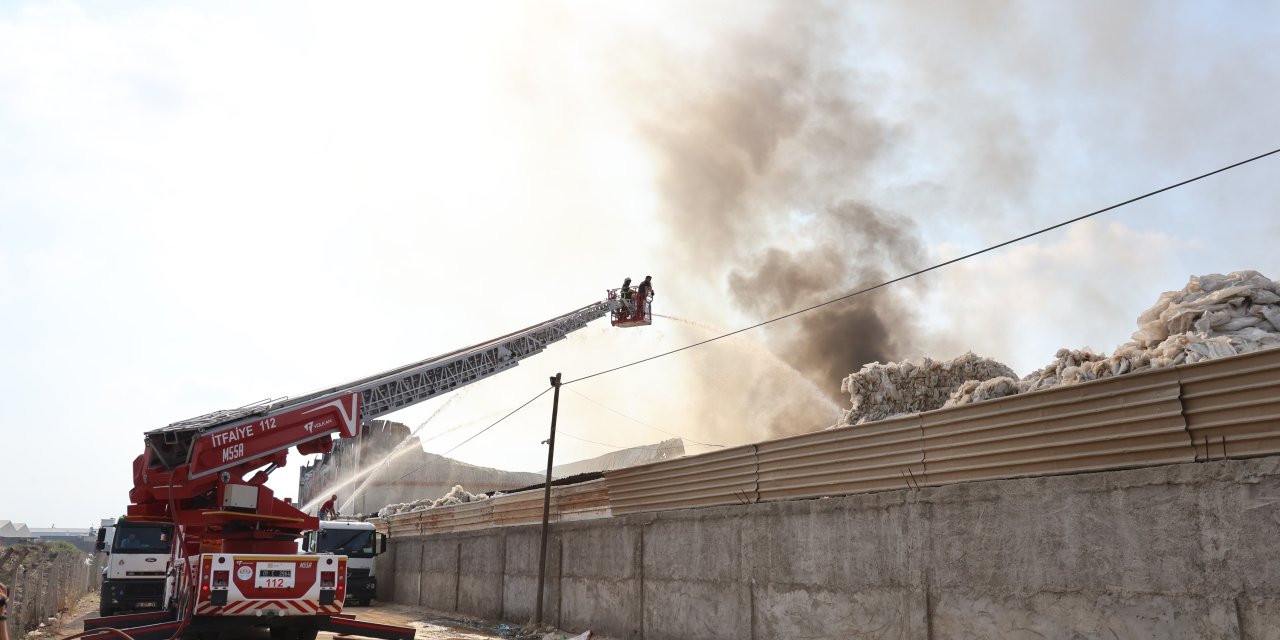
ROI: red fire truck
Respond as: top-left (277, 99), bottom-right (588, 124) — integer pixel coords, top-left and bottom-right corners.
top-left (82, 291), bottom-right (646, 640)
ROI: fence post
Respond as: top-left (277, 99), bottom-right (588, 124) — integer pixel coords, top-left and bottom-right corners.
top-left (28, 564), bottom-right (42, 631)
top-left (7, 564), bottom-right (18, 634)
top-left (40, 558), bottom-right (51, 625)
top-left (49, 557), bottom-right (59, 616)
top-left (9, 566), bottom-right (20, 635)
top-left (47, 557), bottom-right (56, 620)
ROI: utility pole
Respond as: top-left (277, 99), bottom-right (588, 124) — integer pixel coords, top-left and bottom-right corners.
top-left (535, 373), bottom-right (563, 625)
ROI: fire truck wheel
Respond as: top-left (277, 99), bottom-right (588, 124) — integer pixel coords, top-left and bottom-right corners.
top-left (296, 630), bottom-right (318, 640)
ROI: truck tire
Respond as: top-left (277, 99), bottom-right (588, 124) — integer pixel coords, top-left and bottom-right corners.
top-left (98, 586), bottom-right (113, 617)
top-left (359, 598), bottom-right (371, 607)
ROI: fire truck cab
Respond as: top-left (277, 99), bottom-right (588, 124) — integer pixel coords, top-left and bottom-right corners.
top-left (96, 518), bottom-right (173, 617)
top-left (301, 520), bottom-right (387, 607)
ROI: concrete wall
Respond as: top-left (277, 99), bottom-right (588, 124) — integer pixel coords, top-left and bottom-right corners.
top-left (379, 457), bottom-right (1280, 639)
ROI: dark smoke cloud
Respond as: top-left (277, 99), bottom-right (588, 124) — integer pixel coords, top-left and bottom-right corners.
top-left (605, 0), bottom-right (1280, 442)
top-left (631, 4), bottom-right (925, 416)
top-left (727, 201), bottom-right (924, 398)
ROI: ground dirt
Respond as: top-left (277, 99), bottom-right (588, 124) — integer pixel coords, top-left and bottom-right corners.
top-left (339, 602), bottom-right (518, 640)
top-left (31, 595), bottom-right (584, 640)
top-left (348, 602), bottom-right (589, 640)
top-left (19, 592), bottom-right (99, 640)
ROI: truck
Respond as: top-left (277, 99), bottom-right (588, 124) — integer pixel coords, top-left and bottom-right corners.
top-left (82, 288), bottom-right (649, 640)
top-left (94, 518), bottom-right (175, 617)
top-left (301, 520), bottom-right (386, 607)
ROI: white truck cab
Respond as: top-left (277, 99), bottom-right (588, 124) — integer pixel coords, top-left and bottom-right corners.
top-left (95, 518), bottom-right (173, 617)
top-left (301, 520), bottom-right (387, 606)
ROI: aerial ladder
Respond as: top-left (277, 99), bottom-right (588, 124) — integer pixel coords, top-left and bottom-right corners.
top-left (82, 288), bottom-right (651, 640)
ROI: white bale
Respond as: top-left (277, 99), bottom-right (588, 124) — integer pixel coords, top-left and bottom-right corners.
top-left (838, 270), bottom-right (1280, 427)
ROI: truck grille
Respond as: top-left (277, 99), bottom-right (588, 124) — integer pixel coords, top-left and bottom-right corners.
top-left (117, 582), bottom-right (165, 598)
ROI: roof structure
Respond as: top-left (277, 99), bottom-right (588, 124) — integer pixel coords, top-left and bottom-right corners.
top-left (0, 520), bottom-right (31, 538)
top-left (28, 527), bottom-right (93, 537)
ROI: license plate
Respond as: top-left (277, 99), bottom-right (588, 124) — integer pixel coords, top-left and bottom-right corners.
top-left (135, 602), bottom-right (157, 608)
top-left (254, 562), bottom-right (295, 589)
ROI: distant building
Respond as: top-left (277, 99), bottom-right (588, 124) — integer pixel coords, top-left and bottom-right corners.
top-left (298, 421), bottom-right (687, 517)
top-left (298, 421), bottom-right (544, 517)
top-left (0, 520), bottom-right (32, 542)
top-left (28, 527), bottom-right (96, 552)
top-left (552, 438), bottom-right (685, 477)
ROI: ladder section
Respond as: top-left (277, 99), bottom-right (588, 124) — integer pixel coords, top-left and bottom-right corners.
top-left (151, 301), bottom-right (612, 439)
top-left (355, 300), bottom-right (610, 420)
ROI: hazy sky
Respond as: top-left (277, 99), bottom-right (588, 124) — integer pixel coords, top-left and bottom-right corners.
top-left (2, 1), bottom-right (1278, 526)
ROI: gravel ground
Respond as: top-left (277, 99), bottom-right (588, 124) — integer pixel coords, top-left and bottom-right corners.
top-left (341, 603), bottom-right (530, 640)
top-left (40, 594), bottom-right (579, 640)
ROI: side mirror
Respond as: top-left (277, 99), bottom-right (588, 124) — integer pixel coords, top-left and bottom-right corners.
top-left (94, 528), bottom-right (107, 552)
top-left (378, 532), bottom-right (387, 554)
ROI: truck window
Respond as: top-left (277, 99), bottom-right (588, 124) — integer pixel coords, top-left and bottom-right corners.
top-left (111, 525), bottom-right (172, 553)
top-left (317, 529), bottom-right (376, 557)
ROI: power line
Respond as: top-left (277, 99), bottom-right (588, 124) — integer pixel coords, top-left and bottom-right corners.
top-left (564, 147), bottom-right (1280, 385)
top-left (564, 387), bottom-right (724, 448)
top-left (386, 381), bottom-right (552, 481)
top-left (440, 387), bottom-right (550, 457)
top-left (556, 429), bottom-right (690, 452)
top-left (375, 388), bottom-right (698, 488)
top-left (372, 146), bottom-right (1280, 470)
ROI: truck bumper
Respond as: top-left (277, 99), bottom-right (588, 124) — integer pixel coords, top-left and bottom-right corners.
top-left (346, 576), bottom-right (377, 603)
top-left (101, 578), bottom-right (165, 612)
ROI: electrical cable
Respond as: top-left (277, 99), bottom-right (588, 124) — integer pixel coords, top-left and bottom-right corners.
top-left (384, 387), bottom-right (551, 484)
top-left (564, 147), bottom-right (1280, 385)
top-left (440, 387), bottom-right (549, 457)
top-left (556, 429), bottom-right (691, 452)
top-left (564, 387), bottom-right (724, 447)
top-left (334, 394), bottom-right (468, 513)
top-left (334, 146), bottom-right (1280, 490)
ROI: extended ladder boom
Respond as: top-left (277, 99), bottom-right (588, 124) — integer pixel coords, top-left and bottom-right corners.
top-left (111, 292), bottom-right (641, 640)
top-left (142, 300), bottom-right (613, 473)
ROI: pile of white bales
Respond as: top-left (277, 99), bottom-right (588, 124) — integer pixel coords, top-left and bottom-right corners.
top-left (376, 484), bottom-right (499, 518)
top-left (839, 270), bottom-right (1280, 426)
top-left (839, 352), bottom-right (1016, 425)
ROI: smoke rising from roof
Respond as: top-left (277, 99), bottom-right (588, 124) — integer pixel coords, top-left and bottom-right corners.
top-left (627, 4), bottom-right (925, 436)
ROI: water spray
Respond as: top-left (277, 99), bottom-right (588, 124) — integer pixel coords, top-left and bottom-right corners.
top-left (332, 393), bottom-right (466, 514)
top-left (653, 313), bottom-right (843, 419)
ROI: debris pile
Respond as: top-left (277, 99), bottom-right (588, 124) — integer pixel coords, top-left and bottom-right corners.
top-left (839, 352), bottom-right (1017, 425)
top-left (840, 271), bottom-right (1280, 425)
top-left (376, 484), bottom-right (499, 517)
